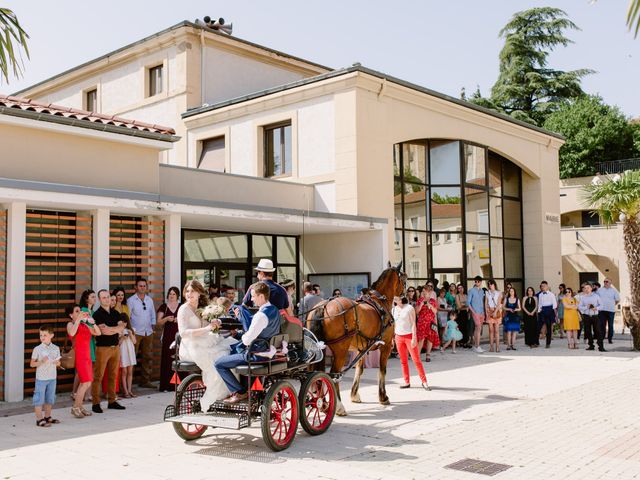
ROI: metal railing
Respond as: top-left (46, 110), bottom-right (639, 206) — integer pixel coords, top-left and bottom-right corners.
top-left (595, 158), bottom-right (640, 174)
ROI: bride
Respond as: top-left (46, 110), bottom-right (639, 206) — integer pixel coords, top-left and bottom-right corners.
top-left (177, 280), bottom-right (236, 411)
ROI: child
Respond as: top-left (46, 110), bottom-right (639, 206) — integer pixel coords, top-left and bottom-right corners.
top-left (119, 312), bottom-right (137, 398)
top-left (30, 325), bottom-right (61, 427)
top-left (441, 311), bottom-right (463, 353)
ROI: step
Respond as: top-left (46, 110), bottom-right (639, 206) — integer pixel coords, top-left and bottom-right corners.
top-left (164, 411), bottom-right (249, 429)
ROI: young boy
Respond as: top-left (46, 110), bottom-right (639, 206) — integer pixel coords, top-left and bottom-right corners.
top-left (30, 325), bottom-right (61, 427)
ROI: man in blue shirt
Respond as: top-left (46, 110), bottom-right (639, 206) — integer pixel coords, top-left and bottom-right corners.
top-left (596, 278), bottom-right (620, 344)
top-left (467, 276), bottom-right (486, 353)
top-left (126, 277), bottom-right (156, 389)
top-left (242, 259), bottom-right (289, 311)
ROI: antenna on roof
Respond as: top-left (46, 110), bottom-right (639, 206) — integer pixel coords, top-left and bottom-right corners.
top-left (196, 16), bottom-right (233, 35)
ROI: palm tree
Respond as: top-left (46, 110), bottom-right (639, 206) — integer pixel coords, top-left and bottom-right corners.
top-left (630, 0), bottom-right (640, 37)
top-left (583, 170), bottom-right (640, 350)
top-left (0, 7), bottom-right (29, 84)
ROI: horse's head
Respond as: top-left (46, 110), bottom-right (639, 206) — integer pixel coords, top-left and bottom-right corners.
top-left (372, 261), bottom-right (407, 299)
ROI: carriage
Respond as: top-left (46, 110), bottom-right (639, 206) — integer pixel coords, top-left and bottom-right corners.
top-left (163, 312), bottom-right (337, 451)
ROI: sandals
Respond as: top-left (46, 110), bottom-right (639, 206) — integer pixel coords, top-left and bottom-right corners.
top-left (425, 354), bottom-right (431, 362)
top-left (36, 418), bottom-right (51, 427)
top-left (71, 407), bottom-right (84, 419)
top-left (44, 416), bottom-right (61, 424)
top-left (80, 406), bottom-right (92, 416)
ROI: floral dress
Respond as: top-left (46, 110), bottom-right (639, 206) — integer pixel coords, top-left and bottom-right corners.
top-left (417, 297), bottom-right (440, 348)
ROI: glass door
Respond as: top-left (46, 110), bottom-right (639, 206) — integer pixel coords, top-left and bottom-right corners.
top-left (431, 268), bottom-right (463, 292)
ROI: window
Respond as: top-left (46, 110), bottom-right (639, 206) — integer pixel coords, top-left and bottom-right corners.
top-left (148, 64), bottom-right (163, 97)
top-left (434, 233), bottom-right (440, 244)
top-left (85, 88), bottom-right (97, 112)
top-left (445, 232), bottom-right (452, 243)
top-left (409, 216), bottom-right (419, 231)
top-left (264, 122), bottom-right (292, 177)
top-left (410, 260), bottom-right (421, 278)
top-left (394, 230), bottom-right (401, 248)
top-left (581, 211), bottom-right (600, 227)
top-left (198, 136), bottom-right (225, 172)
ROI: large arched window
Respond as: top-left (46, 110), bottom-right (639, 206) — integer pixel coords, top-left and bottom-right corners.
top-left (392, 140), bottom-right (523, 293)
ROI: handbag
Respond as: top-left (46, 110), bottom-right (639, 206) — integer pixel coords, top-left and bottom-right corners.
top-left (60, 337), bottom-right (75, 370)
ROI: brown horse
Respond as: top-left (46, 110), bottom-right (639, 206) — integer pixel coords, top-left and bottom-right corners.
top-left (307, 261), bottom-right (406, 416)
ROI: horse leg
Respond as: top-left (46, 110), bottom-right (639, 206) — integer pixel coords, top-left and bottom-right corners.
top-left (378, 343), bottom-right (393, 405)
top-left (350, 358), bottom-right (365, 403)
top-left (329, 344), bottom-right (350, 416)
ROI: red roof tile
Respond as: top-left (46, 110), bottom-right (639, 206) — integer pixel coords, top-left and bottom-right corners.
top-left (0, 94), bottom-right (175, 135)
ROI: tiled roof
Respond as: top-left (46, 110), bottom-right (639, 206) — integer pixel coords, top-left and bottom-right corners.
top-left (0, 95), bottom-right (176, 135)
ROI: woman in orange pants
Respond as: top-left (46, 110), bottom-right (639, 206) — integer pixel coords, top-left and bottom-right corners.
top-left (393, 296), bottom-right (429, 390)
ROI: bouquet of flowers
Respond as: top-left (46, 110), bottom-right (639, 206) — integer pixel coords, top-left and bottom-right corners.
top-left (199, 303), bottom-right (225, 333)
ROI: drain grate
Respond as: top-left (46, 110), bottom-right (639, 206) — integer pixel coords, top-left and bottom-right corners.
top-left (445, 458), bottom-right (512, 476)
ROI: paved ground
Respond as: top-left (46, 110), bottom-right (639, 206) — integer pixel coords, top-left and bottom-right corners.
top-left (1, 333), bottom-right (639, 480)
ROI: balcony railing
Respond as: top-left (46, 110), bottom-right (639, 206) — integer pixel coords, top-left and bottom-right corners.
top-left (595, 158), bottom-right (640, 174)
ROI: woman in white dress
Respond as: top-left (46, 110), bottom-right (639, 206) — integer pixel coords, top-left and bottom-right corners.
top-left (177, 280), bottom-right (235, 411)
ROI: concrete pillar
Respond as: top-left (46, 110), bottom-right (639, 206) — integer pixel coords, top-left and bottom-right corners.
top-left (92, 209), bottom-right (110, 292)
top-left (4, 202), bottom-right (26, 402)
top-left (165, 214), bottom-right (182, 292)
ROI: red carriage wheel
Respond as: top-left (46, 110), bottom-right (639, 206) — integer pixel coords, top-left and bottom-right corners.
top-left (261, 380), bottom-right (299, 451)
top-left (172, 374), bottom-right (208, 441)
top-left (298, 372), bottom-right (336, 435)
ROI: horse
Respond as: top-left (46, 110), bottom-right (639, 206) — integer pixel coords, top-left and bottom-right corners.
top-left (307, 261), bottom-right (406, 416)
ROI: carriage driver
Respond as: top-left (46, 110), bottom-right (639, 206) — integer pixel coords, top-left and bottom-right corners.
top-left (215, 282), bottom-right (281, 404)
top-left (242, 259), bottom-right (289, 311)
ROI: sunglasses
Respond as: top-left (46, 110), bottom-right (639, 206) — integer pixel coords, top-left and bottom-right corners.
top-left (141, 301), bottom-right (147, 310)
top-left (426, 284), bottom-right (434, 288)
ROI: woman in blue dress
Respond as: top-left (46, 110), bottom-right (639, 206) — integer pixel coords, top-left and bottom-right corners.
top-left (503, 287), bottom-right (521, 350)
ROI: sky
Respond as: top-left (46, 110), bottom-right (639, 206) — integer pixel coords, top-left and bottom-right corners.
top-left (3, 0), bottom-right (639, 117)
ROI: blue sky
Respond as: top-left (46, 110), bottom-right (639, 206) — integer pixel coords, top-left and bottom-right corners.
top-left (3, 0), bottom-right (639, 117)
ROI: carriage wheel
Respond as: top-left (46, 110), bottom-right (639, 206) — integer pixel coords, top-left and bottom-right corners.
top-left (298, 372), bottom-right (336, 435)
top-left (172, 373), bottom-right (208, 441)
top-left (261, 380), bottom-right (299, 451)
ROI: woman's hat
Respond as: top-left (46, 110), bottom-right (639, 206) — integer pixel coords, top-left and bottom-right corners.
top-left (280, 278), bottom-right (295, 288)
top-left (255, 258), bottom-right (276, 272)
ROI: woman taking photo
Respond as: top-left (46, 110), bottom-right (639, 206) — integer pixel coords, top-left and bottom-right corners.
top-left (66, 304), bottom-right (101, 418)
top-left (72, 289), bottom-right (97, 401)
top-left (393, 296), bottom-right (428, 390)
top-left (485, 280), bottom-right (503, 353)
top-left (157, 286), bottom-right (181, 392)
top-left (522, 287), bottom-right (539, 348)
top-left (415, 282), bottom-right (439, 362)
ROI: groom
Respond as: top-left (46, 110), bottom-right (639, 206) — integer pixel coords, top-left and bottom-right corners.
top-left (214, 282), bottom-right (281, 403)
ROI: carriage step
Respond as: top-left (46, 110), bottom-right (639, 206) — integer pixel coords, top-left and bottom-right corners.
top-left (164, 411), bottom-right (249, 429)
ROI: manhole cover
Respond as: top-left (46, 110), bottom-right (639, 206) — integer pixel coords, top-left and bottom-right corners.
top-left (445, 458), bottom-right (512, 476)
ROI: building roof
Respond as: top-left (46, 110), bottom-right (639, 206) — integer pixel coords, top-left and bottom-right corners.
top-left (12, 21), bottom-right (330, 97)
top-left (183, 65), bottom-right (565, 141)
top-left (0, 95), bottom-right (179, 142)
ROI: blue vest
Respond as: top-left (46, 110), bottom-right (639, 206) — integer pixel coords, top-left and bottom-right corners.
top-left (258, 304), bottom-right (282, 340)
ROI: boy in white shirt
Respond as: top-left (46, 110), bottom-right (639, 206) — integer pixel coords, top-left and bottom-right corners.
top-left (30, 325), bottom-right (61, 427)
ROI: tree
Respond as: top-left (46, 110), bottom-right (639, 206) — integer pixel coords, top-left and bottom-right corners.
top-left (583, 171), bottom-right (640, 350)
top-left (0, 7), bottom-right (29, 84)
top-left (544, 96), bottom-right (638, 178)
top-left (470, 7), bottom-right (592, 126)
top-left (628, 0), bottom-right (639, 37)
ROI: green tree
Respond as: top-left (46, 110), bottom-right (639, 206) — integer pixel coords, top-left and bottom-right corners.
top-left (544, 95), bottom-right (637, 178)
top-left (628, 0), bottom-right (640, 37)
top-left (431, 192), bottom-right (461, 204)
top-left (583, 171), bottom-right (640, 350)
top-left (471, 7), bottom-right (592, 126)
top-left (0, 7), bottom-right (29, 84)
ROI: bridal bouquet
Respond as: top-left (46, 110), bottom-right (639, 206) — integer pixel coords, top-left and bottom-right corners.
top-left (199, 303), bottom-right (225, 333)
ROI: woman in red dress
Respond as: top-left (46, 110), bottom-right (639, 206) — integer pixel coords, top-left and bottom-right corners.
top-left (415, 282), bottom-right (440, 362)
top-left (157, 287), bottom-right (182, 392)
top-left (66, 304), bottom-right (101, 418)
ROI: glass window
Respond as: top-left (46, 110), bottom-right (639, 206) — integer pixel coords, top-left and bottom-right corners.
top-left (403, 142), bottom-right (427, 184)
top-left (198, 136), bottom-right (225, 172)
top-left (183, 231), bottom-right (247, 263)
top-left (252, 235), bottom-right (273, 260)
top-left (404, 231), bottom-right (429, 273)
top-left (85, 88), bottom-right (97, 112)
top-left (464, 186), bottom-right (488, 234)
top-left (276, 265), bottom-right (296, 286)
top-left (431, 187), bottom-right (462, 231)
top-left (503, 199), bottom-right (522, 239)
top-left (405, 229), bottom-right (425, 248)
top-left (503, 160), bottom-right (521, 198)
top-left (489, 196), bottom-right (502, 236)
top-left (505, 239), bottom-right (523, 278)
top-left (391, 230), bottom-right (403, 266)
top-left (488, 152), bottom-right (502, 195)
top-left (277, 236), bottom-right (296, 264)
top-left (465, 234), bottom-right (490, 279)
top-left (432, 233), bottom-right (462, 268)
top-left (490, 238), bottom-right (504, 278)
top-left (429, 140), bottom-right (460, 184)
top-left (507, 281), bottom-right (524, 298)
top-left (264, 123), bottom-right (292, 177)
top-left (403, 184), bottom-right (428, 231)
top-left (393, 144), bottom-right (401, 178)
top-left (464, 144), bottom-right (486, 186)
top-left (148, 65), bottom-right (163, 97)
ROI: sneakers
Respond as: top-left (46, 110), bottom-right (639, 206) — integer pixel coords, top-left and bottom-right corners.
top-left (108, 401), bottom-right (126, 410)
top-left (473, 346), bottom-right (484, 353)
top-left (92, 404), bottom-right (103, 414)
top-left (421, 383), bottom-right (431, 391)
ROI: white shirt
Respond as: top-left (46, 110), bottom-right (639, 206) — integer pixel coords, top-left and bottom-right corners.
top-left (538, 291), bottom-right (557, 312)
top-left (127, 294), bottom-right (156, 336)
top-left (579, 293), bottom-right (602, 316)
top-left (596, 286), bottom-right (620, 312)
top-left (241, 302), bottom-right (271, 346)
top-left (32, 342), bottom-right (60, 381)
top-left (393, 305), bottom-right (415, 336)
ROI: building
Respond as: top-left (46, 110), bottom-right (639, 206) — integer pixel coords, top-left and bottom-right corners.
top-left (1, 21), bottom-right (563, 401)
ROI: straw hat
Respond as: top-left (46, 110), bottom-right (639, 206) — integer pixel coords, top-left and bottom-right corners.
top-left (254, 258), bottom-right (276, 272)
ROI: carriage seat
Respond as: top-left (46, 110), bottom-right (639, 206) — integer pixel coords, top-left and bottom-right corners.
top-left (279, 310), bottom-right (303, 344)
top-left (172, 359), bottom-right (201, 373)
top-left (234, 334), bottom-right (289, 376)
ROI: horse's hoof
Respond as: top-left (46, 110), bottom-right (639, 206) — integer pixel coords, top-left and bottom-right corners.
top-left (351, 395), bottom-right (362, 403)
top-left (336, 408), bottom-right (348, 417)
top-left (380, 399), bottom-right (390, 406)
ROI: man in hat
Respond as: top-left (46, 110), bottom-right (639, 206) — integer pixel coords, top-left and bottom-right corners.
top-left (241, 259), bottom-right (290, 311)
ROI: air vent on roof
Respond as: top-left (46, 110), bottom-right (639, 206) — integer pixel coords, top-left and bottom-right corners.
top-left (196, 16), bottom-right (233, 35)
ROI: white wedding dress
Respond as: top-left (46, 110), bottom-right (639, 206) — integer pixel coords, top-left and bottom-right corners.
top-left (177, 303), bottom-right (237, 411)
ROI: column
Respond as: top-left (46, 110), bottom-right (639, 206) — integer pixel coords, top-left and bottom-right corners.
top-left (4, 202), bottom-right (26, 402)
top-left (164, 214), bottom-right (182, 292)
top-left (92, 209), bottom-right (110, 291)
